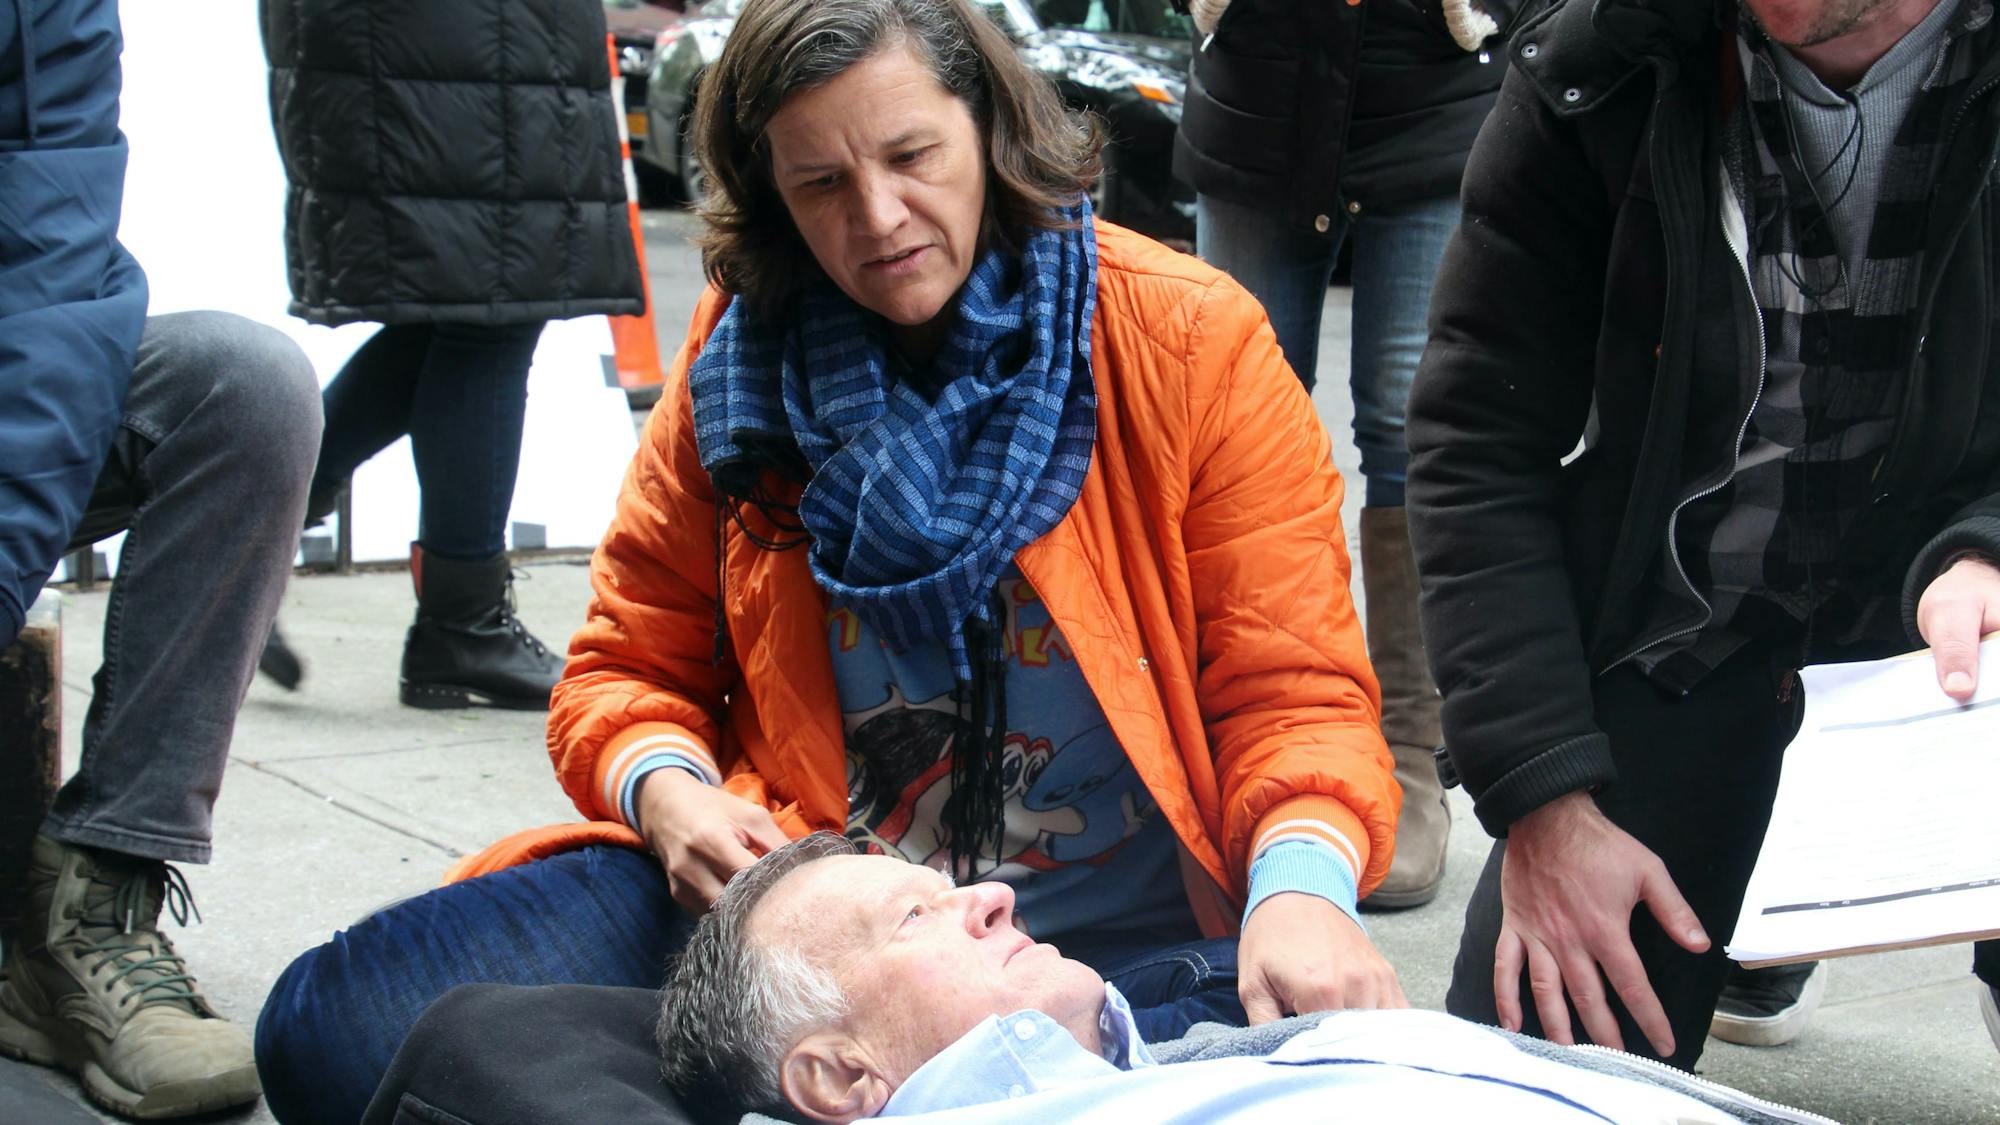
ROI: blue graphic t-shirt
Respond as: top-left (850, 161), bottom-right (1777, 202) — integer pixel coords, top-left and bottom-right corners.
top-left (830, 567), bottom-right (1195, 940)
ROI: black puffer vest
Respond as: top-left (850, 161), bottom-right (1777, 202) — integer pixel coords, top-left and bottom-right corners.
top-left (262, 0), bottom-right (644, 326)
top-left (1173, 0), bottom-right (1535, 230)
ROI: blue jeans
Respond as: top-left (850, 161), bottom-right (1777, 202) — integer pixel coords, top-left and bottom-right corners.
top-left (312, 320), bottom-right (546, 561)
top-left (49, 314), bottom-right (321, 863)
top-left (255, 846), bottom-right (1244, 1124)
top-left (1195, 192), bottom-right (1460, 509)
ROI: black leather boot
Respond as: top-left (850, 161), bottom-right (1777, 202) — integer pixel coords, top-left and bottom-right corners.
top-left (399, 545), bottom-right (563, 710)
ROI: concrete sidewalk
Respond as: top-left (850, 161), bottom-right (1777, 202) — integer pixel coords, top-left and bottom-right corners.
top-left (9, 560), bottom-right (1996, 1124)
top-left (5, 294), bottom-right (1996, 1123)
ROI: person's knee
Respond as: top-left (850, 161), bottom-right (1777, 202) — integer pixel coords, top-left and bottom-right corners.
top-left (147, 311), bottom-right (323, 482)
top-left (253, 946), bottom-right (333, 1123)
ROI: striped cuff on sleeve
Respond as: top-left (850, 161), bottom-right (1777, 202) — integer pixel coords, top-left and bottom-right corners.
top-left (1242, 822), bottom-right (1362, 929)
top-left (619, 755), bottom-right (716, 831)
top-left (598, 726), bottom-right (720, 830)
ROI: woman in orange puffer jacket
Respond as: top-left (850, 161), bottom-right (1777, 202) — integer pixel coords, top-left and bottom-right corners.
top-left (256, 2), bottom-right (1404, 1117)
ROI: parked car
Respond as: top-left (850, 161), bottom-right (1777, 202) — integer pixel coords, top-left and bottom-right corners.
top-left (603, 0), bottom-right (691, 167)
top-left (637, 0), bottom-right (1196, 244)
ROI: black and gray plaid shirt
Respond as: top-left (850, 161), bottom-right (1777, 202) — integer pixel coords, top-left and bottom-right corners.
top-left (1639, 0), bottom-right (1990, 683)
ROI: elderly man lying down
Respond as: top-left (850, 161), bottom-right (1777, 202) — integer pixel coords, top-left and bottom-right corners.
top-left (364, 835), bottom-right (1834, 1125)
top-left (666, 835), bottom-right (1830, 1125)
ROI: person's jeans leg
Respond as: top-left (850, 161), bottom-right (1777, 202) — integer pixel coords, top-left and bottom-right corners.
top-left (1345, 194), bottom-right (1460, 509)
top-left (1195, 193), bottom-right (1342, 392)
top-left (42, 312), bottom-right (321, 863)
top-left (255, 845), bottom-right (692, 1125)
top-left (1445, 643), bottom-right (1803, 1070)
top-left (311, 324), bottom-right (429, 512)
top-left (1063, 932), bottom-right (1245, 1042)
top-left (1975, 939), bottom-right (1999, 990)
top-left (406, 321), bottom-right (545, 561)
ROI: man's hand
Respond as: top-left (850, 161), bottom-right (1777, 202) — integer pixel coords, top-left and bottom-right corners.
top-left (1494, 792), bottom-right (1708, 1057)
top-left (1238, 892), bottom-right (1407, 1022)
top-left (1915, 554), bottom-right (2000, 702)
top-left (635, 768), bottom-right (789, 914)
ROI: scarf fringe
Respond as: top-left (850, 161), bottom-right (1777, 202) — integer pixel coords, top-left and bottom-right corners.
top-left (942, 590), bottom-right (1010, 877)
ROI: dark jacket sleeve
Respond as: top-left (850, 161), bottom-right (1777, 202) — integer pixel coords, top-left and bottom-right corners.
top-left (0, 0), bottom-right (148, 646)
top-left (1899, 504), bottom-right (2000, 641)
top-left (1404, 65), bottom-right (1617, 837)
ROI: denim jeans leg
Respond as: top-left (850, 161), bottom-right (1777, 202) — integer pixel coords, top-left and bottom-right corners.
top-left (254, 845), bottom-right (690, 1125)
top-left (312, 324), bottom-right (430, 505)
top-left (1068, 934), bottom-right (1245, 1042)
top-left (42, 312), bottom-right (322, 863)
top-left (407, 321), bottom-right (546, 560)
top-left (1345, 194), bottom-right (1461, 509)
top-left (1195, 193), bottom-right (1344, 392)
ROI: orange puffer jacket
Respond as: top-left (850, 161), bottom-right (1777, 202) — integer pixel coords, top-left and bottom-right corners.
top-left (453, 221), bottom-right (1398, 936)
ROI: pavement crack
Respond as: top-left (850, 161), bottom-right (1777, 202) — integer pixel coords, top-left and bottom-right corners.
top-left (233, 759), bottom-right (463, 858)
top-left (259, 735), bottom-right (532, 764)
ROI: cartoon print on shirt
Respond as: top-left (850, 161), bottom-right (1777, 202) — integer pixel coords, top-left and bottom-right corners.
top-left (1020, 723), bottom-right (1155, 862)
top-left (834, 574), bottom-right (1159, 881)
top-left (844, 707), bottom-right (1079, 876)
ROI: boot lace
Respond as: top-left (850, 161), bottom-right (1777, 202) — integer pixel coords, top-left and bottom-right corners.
top-left (71, 860), bottom-right (204, 1014)
top-left (503, 568), bottom-right (549, 657)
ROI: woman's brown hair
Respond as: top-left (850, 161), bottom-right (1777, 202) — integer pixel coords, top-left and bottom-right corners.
top-left (691, 0), bottom-right (1102, 321)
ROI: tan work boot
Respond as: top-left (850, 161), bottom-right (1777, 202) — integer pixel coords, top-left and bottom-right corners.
top-left (1358, 506), bottom-right (1450, 910)
top-left (0, 834), bottom-right (259, 1118)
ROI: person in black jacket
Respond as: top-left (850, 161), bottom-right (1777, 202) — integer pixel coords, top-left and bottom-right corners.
top-left (1172, 0), bottom-right (1534, 912)
top-left (261, 0), bottom-right (645, 710)
top-left (1407, 0), bottom-right (2000, 1071)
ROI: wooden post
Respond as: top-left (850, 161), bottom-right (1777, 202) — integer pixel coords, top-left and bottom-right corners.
top-left (0, 591), bottom-right (61, 942)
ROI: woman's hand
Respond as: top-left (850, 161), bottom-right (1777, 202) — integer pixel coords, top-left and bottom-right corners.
top-left (1238, 892), bottom-right (1408, 1022)
top-left (635, 768), bottom-right (790, 914)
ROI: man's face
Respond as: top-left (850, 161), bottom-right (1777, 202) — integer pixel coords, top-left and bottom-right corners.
top-left (751, 855), bottom-right (1105, 1088)
top-left (1742, 0), bottom-right (1904, 48)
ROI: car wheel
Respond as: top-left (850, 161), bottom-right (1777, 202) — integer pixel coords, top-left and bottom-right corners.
top-left (633, 162), bottom-right (675, 208)
top-left (677, 106), bottom-right (709, 205)
top-left (1089, 142), bottom-right (1121, 222)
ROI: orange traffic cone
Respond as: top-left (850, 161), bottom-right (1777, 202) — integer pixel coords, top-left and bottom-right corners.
top-left (607, 35), bottom-right (664, 394)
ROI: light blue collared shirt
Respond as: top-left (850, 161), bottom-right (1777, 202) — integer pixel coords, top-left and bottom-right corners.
top-left (880, 985), bottom-right (1155, 1116)
top-left (871, 990), bottom-right (1749, 1124)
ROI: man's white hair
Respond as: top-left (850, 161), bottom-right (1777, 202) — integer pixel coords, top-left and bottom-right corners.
top-left (658, 833), bottom-right (858, 1114)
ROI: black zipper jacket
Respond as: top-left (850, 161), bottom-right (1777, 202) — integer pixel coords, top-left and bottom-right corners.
top-left (1406, 0), bottom-right (2000, 836)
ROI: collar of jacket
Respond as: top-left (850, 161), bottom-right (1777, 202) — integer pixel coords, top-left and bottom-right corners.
top-left (1518, 0), bottom-right (2000, 118)
top-left (1511, 0), bottom-right (1722, 116)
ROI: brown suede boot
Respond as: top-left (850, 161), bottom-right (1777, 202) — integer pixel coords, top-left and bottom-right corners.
top-left (1358, 506), bottom-right (1450, 910)
top-left (0, 834), bottom-right (259, 1119)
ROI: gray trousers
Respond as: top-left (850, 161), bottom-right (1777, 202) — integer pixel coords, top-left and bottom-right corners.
top-left (42, 311), bottom-right (321, 864)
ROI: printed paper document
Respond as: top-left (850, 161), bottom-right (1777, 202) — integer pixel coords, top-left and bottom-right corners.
top-left (1727, 639), bottom-right (2000, 967)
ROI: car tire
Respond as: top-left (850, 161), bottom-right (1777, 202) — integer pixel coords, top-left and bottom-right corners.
top-left (633, 162), bottom-right (675, 208)
top-left (677, 103), bottom-right (709, 205)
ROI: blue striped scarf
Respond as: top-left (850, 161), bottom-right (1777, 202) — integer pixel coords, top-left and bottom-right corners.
top-left (689, 204), bottom-right (1098, 680)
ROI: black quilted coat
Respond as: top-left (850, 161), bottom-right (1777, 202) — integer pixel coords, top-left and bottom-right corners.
top-left (261, 0), bottom-right (645, 327)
